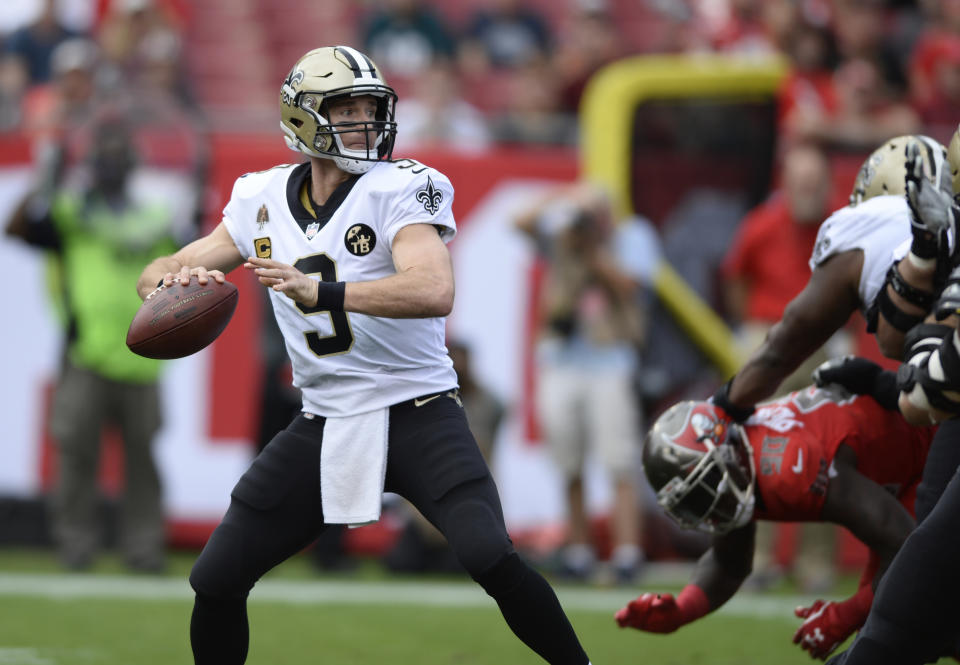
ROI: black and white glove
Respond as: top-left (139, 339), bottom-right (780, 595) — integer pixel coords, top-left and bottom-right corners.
top-left (812, 356), bottom-right (899, 411)
top-left (935, 264), bottom-right (960, 321)
top-left (905, 141), bottom-right (960, 265)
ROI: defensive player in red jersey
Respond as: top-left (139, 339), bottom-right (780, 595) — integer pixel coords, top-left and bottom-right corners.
top-left (616, 380), bottom-right (935, 660)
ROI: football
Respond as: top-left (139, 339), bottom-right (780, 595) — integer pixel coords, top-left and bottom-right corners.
top-left (126, 277), bottom-right (239, 359)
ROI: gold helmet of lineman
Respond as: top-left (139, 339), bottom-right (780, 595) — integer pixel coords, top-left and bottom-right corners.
top-left (849, 134), bottom-right (951, 207)
top-left (948, 123), bottom-right (960, 200)
top-left (280, 45), bottom-right (397, 175)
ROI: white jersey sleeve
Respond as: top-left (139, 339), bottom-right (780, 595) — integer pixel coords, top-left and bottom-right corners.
top-left (808, 195), bottom-right (911, 313)
top-left (374, 159), bottom-right (456, 246)
top-left (221, 164), bottom-right (298, 259)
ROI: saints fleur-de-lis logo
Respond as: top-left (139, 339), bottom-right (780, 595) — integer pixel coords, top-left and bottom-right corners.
top-left (256, 204), bottom-right (269, 230)
top-left (416, 175), bottom-right (443, 215)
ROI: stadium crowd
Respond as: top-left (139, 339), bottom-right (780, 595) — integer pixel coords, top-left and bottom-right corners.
top-left (1, 0), bottom-right (959, 147)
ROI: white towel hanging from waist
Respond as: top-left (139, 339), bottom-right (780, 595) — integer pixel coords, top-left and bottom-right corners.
top-left (319, 407), bottom-right (389, 526)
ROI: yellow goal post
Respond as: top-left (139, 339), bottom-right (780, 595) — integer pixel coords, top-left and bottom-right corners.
top-left (580, 54), bottom-right (788, 377)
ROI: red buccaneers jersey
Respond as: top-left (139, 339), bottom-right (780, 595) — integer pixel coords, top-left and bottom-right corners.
top-left (747, 385), bottom-right (935, 521)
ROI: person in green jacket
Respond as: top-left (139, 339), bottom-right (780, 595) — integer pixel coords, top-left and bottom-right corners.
top-left (6, 116), bottom-right (179, 571)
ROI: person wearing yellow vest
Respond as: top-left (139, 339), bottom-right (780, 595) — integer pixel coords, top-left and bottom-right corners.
top-left (6, 116), bottom-right (178, 572)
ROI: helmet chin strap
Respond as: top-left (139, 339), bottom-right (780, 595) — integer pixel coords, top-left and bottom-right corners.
top-left (332, 154), bottom-right (375, 174)
top-left (330, 131), bottom-right (382, 174)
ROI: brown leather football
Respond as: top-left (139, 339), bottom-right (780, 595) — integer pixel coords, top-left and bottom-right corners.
top-left (126, 277), bottom-right (238, 359)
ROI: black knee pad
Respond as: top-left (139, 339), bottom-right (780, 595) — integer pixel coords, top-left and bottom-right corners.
top-left (473, 552), bottom-right (528, 597)
top-left (443, 497), bottom-right (513, 577)
top-left (189, 523), bottom-right (255, 600)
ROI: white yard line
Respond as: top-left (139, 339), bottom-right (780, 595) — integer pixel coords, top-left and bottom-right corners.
top-left (0, 570), bottom-right (815, 619)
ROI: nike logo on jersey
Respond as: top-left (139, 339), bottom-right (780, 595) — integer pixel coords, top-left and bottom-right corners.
top-left (414, 394), bottom-right (442, 407)
top-left (791, 449), bottom-right (804, 474)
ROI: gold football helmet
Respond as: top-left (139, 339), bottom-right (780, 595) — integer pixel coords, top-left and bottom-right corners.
top-left (280, 45), bottom-right (397, 174)
top-left (849, 135), bottom-right (950, 207)
top-left (948, 124), bottom-right (960, 199)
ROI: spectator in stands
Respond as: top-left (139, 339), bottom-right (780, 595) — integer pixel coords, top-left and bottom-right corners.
top-left (553, 0), bottom-right (624, 114)
top-left (909, 33), bottom-right (960, 141)
top-left (516, 182), bottom-right (660, 584)
top-left (360, 0), bottom-right (456, 80)
top-left (489, 58), bottom-right (576, 146)
top-left (721, 142), bottom-right (851, 592)
top-left (832, 0), bottom-right (908, 93)
top-left (784, 55), bottom-right (920, 150)
top-left (393, 60), bottom-right (491, 154)
top-left (4, 114), bottom-right (181, 573)
top-left (21, 37), bottom-right (100, 142)
top-left (134, 28), bottom-right (192, 106)
top-left (708, 0), bottom-right (780, 56)
top-left (776, 19), bottom-right (840, 141)
top-left (458, 0), bottom-right (552, 75)
top-left (97, 0), bottom-right (181, 92)
top-left (3, 0), bottom-right (79, 85)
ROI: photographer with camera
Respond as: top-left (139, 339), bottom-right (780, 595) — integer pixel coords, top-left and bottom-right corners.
top-left (515, 182), bottom-right (660, 583)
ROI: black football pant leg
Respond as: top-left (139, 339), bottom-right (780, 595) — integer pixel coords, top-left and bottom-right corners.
top-left (189, 415), bottom-right (329, 665)
top-left (385, 397), bottom-right (590, 665)
top-left (915, 418), bottom-right (960, 523)
top-left (827, 464), bottom-right (960, 665)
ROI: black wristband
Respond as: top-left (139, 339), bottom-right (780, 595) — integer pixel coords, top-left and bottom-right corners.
top-left (711, 378), bottom-right (755, 423)
top-left (910, 219), bottom-right (939, 260)
top-left (315, 281), bottom-right (346, 312)
top-left (886, 263), bottom-right (935, 310)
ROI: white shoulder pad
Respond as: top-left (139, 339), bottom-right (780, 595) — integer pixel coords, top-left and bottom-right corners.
top-left (373, 159), bottom-right (457, 244)
top-left (231, 163), bottom-right (298, 201)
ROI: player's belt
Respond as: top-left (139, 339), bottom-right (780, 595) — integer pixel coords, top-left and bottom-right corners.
top-left (401, 388), bottom-right (460, 409)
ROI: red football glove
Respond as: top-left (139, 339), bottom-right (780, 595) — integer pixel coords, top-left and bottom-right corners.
top-left (615, 585), bottom-right (709, 634)
top-left (792, 586), bottom-right (872, 660)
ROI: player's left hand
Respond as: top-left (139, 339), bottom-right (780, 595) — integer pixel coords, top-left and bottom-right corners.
top-left (793, 600), bottom-right (857, 660)
top-left (905, 140), bottom-right (959, 265)
top-left (615, 593), bottom-right (685, 633)
top-left (244, 257), bottom-right (317, 306)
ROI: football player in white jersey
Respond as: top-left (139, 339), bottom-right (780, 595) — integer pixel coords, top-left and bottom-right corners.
top-left (825, 127), bottom-right (960, 665)
top-left (698, 127), bottom-right (960, 665)
top-left (135, 46), bottom-right (592, 665)
top-left (710, 135), bottom-right (958, 521)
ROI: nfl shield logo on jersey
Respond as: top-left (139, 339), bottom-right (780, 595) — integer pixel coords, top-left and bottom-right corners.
top-left (305, 221), bottom-right (320, 239)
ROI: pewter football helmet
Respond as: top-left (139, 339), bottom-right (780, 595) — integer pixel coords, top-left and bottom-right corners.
top-left (279, 45), bottom-right (397, 174)
top-left (642, 401), bottom-right (756, 534)
top-left (849, 135), bottom-right (950, 206)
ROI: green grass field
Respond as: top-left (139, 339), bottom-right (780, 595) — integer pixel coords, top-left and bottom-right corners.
top-left (0, 548), bottom-right (945, 665)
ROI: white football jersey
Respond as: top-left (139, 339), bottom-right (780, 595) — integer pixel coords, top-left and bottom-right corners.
top-left (808, 195), bottom-right (911, 315)
top-left (222, 159), bottom-right (458, 417)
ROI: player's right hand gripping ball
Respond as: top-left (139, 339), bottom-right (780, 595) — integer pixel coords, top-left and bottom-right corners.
top-left (126, 277), bottom-right (238, 359)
